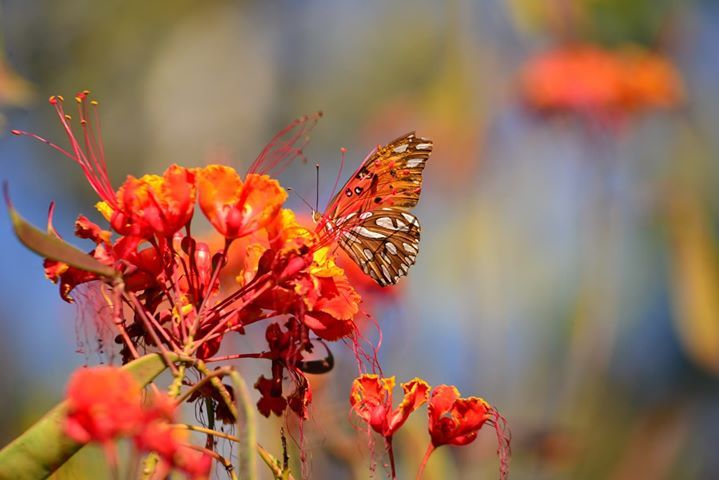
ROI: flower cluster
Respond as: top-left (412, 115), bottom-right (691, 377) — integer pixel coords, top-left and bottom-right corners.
top-left (9, 92), bottom-right (511, 479)
top-left (65, 367), bottom-right (211, 479)
top-left (14, 92), bottom-right (359, 421)
top-left (520, 44), bottom-right (683, 121)
top-left (350, 374), bottom-right (510, 479)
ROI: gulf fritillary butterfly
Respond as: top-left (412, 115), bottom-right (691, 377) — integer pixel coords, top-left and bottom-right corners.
top-left (315, 132), bottom-right (432, 286)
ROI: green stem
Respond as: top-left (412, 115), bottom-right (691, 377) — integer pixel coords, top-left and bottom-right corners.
top-left (0, 354), bottom-right (176, 480)
top-left (229, 370), bottom-right (257, 480)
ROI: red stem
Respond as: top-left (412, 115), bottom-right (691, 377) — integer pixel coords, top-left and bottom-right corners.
top-left (386, 437), bottom-right (397, 480)
top-left (416, 443), bottom-right (435, 480)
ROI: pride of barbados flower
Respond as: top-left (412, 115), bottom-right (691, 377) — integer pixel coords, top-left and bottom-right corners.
top-left (423, 385), bottom-right (511, 480)
top-left (197, 166), bottom-right (286, 240)
top-left (12, 92), bottom-right (360, 420)
top-left (350, 374), bottom-right (429, 439)
top-left (520, 44), bottom-right (683, 123)
top-left (7, 91), bottom-right (510, 479)
top-left (64, 366), bottom-right (211, 479)
top-left (350, 375), bottom-right (511, 480)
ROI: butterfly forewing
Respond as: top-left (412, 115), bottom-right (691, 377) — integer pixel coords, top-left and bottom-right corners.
top-left (326, 132), bottom-right (432, 220)
top-left (337, 209), bottom-right (421, 287)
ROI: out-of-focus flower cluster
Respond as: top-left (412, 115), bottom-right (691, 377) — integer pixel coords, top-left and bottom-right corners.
top-left (65, 367), bottom-right (211, 479)
top-left (520, 44), bottom-right (683, 121)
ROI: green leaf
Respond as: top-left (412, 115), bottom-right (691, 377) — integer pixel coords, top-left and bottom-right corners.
top-left (0, 353), bottom-right (178, 480)
top-left (4, 188), bottom-right (118, 280)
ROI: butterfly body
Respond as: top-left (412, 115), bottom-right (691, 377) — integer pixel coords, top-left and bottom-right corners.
top-left (318, 132), bottom-right (432, 286)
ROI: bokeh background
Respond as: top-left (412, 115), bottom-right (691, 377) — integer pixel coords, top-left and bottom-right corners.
top-left (1, 0), bottom-right (719, 478)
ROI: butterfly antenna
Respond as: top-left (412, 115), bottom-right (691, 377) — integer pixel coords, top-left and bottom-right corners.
top-left (315, 163), bottom-right (320, 215)
top-left (286, 187), bottom-right (316, 214)
top-left (327, 147), bottom-right (347, 206)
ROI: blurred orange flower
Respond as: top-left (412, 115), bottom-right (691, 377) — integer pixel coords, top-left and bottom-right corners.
top-left (520, 44), bottom-right (683, 120)
top-left (64, 366), bottom-right (144, 445)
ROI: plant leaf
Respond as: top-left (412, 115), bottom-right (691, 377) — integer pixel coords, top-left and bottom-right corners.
top-left (0, 353), bottom-right (178, 480)
top-left (4, 186), bottom-right (118, 279)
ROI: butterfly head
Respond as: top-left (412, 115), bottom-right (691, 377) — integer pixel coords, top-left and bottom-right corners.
top-left (311, 209), bottom-right (323, 224)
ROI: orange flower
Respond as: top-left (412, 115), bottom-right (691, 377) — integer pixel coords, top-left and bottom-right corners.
top-left (350, 374), bottom-right (429, 438)
top-left (197, 165), bottom-right (287, 239)
top-left (618, 49), bottom-right (683, 112)
top-left (520, 43), bottom-right (683, 120)
top-left (419, 385), bottom-right (511, 480)
top-left (96, 164), bottom-right (196, 238)
top-left (427, 385), bottom-right (493, 447)
top-left (241, 210), bottom-right (361, 340)
top-left (520, 44), bottom-right (623, 115)
top-left (64, 366), bottom-right (144, 444)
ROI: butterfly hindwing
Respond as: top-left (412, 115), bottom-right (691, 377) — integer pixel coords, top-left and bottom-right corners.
top-left (337, 209), bottom-right (421, 287)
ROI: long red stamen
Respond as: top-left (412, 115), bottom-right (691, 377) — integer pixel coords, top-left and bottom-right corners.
top-left (26, 93), bottom-right (118, 207)
top-left (248, 112), bottom-right (322, 175)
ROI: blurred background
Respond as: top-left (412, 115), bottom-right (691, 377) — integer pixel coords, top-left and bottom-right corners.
top-left (1, 0), bottom-right (719, 478)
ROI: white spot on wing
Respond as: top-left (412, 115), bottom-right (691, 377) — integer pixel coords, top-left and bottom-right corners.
top-left (342, 231), bottom-right (359, 244)
top-left (363, 248), bottom-right (374, 260)
top-left (401, 212), bottom-right (416, 224)
top-left (376, 217), bottom-right (396, 229)
top-left (385, 242), bottom-right (398, 255)
top-left (403, 242), bottom-right (418, 255)
top-left (359, 211), bottom-right (373, 219)
top-left (393, 144), bottom-right (409, 153)
top-left (406, 158), bottom-right (425, 168)
top-left (416, 143), bottom-right (432, 150)
top-left (352, 226), bottom-right (386, 239)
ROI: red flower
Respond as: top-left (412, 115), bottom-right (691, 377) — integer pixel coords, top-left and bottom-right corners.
top-left (197, 165), bottom-right (287, 239)
top-left (64, 366), bottom-right (144, 444)
top-left (134, 422), bottom-right (211, 479)
top-left (255, 375), bottom-right (287, 418)
top-left (97, 164), bottom-right (196, 238)
top-left (521, 44), bottom-right (624, 116)
top-left (520, 43), bottom-right (683, 121)
top-left (418, 385), bottom-right (511, 480)
top-left (428, 385), bottom-right (493, 447)
top-left (44, 215), bottom-right (163, 302)
top-left (240, 210), bottom-right (362, 340)
top-left (350, 374), bottom-right (429, 439)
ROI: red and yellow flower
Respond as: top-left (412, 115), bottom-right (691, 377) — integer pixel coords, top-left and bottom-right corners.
top-left (97, 164), bottom-right (196, 238)
top-left (350, 374), bottom-right (429, 439)
top-left (197, 165), bottom-right (286, 240)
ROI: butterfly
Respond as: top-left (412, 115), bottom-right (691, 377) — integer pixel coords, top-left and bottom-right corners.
top-left (316, 132), bottom-right (432, 287)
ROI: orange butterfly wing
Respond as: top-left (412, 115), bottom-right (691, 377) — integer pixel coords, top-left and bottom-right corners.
top-left (319, 133), bottom-right (432, 287)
